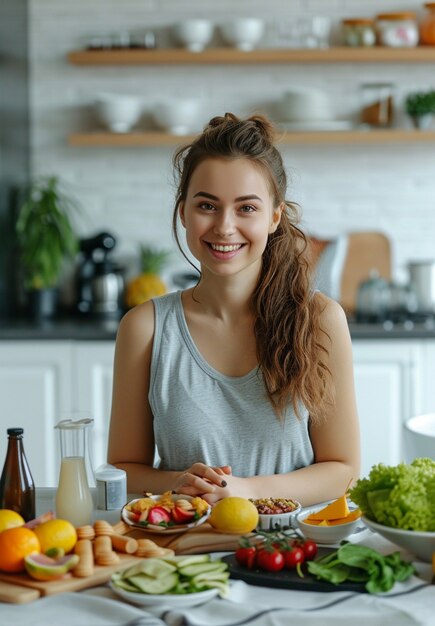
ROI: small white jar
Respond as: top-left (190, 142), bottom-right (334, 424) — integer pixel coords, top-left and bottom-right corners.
top-left (376, 12), bottom-right (419, 48)
top-left (95, 464), bottom-right (127, 511)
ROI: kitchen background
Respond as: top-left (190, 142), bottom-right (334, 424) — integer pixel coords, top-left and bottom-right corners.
top-left (1, 1), bottom-right (435, 486)
top-left (2, 0), bottom-right (435, 318)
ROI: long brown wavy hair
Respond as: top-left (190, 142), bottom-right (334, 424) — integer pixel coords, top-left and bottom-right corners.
top-left (172, 112), bottom-right (332, 422)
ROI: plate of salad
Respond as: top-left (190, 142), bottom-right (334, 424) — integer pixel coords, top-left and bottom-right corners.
top-left (110, 554), bottom-right (229, 607)
top-left (121, 492), bottom-right (211, 534)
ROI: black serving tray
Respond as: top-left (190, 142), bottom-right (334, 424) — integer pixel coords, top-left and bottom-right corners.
top-left (222, 548), bottom-right (367, 593)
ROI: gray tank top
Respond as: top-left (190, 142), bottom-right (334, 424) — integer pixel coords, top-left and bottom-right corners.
top-left (149, 291), bottom-right (314, 477)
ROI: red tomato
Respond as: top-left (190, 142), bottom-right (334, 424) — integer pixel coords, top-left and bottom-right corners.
top-left (256, 549), bottom-right (285, 572)
top-left (302, 540), bottom-right (318, 561)
top-left (283, 546), bottom-right (305, 569)
top-left (235, 546), bottom-right (257, 569)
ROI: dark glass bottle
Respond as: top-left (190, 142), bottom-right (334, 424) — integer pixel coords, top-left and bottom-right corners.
top-left (0, 428), bottom-right (35, 521)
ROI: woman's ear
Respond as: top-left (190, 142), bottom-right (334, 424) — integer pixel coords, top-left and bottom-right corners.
top-left (269, 203), bottom-right (284, 234)
top-left (179, 202), bottom-right (186, 228)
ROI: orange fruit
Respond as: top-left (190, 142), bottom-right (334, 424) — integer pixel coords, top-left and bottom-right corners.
top-left (33, 519), bottom-right (77, 554)
top-left (0, 526), bottom-right (40, 573)
top-left (0, 509), bottom-right (25, 533)
top-left (209, 497), bottom-right (259, 534)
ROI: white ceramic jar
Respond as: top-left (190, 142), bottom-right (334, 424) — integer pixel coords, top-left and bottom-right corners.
top-left (376, 12), bottom-right (419, 48)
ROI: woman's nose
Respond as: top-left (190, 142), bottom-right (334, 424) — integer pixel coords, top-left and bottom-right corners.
top-left (213, 210), bottom-right (235, 236)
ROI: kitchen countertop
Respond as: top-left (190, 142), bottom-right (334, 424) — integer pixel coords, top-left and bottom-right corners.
top-left (1, 315), bottom-right (435, 341)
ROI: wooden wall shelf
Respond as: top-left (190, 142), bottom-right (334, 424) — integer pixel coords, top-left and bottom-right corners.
top-left (67, 46), bottom-right (435, 66)
top-left (68, 129), bottom-right (435, 147)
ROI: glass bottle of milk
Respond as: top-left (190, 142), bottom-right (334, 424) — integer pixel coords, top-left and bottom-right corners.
top-left (55, 418), bottom-right (94, 526)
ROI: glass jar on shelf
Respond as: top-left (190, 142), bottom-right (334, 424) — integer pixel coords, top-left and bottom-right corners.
top-left (420, 3), bottom-right (435, 45)
top-left (375, 12), bottom-right (419, 47)
top-left (342, 18), bottom-right (376, 47)
top-left (360, 83), bottom-right (395, 128)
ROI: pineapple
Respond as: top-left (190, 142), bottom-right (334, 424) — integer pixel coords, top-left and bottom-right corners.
top-left (125, 245), bottom-right (169, 308)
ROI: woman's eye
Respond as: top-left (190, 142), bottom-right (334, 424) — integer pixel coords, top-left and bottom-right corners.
top-left (199, 202), bottom-right (215, 211)
top-left (239, 205), bottom-right (255, 213)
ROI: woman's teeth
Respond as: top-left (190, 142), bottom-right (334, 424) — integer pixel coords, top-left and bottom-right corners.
top-left (210, 243), bottom-right (242, 252)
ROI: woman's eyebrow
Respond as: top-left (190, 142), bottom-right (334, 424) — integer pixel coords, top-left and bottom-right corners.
top-left (193, 191), bottom-right (263, 203)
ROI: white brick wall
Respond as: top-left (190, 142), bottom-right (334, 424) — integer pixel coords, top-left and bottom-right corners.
top-left (29, 0), bottom-right (435, 283)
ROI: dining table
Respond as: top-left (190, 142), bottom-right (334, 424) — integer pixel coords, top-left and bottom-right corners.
top-left (0, 489), bottom-right (433, 626)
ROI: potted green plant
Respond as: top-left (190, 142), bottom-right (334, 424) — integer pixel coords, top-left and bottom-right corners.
top-left (405, 90), bottom-right (435, 129)
top-left (15, 176), bottom-right (79, 320)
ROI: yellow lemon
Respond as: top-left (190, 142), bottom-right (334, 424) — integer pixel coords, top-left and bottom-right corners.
top-left (209, 497), bottom-right (259, 534)
top-left (0, 509), bottom-right (25, 533)
top-left (33, 519), bottom-right (77, 554)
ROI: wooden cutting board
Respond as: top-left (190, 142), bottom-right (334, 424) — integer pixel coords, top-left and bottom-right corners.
top-left (0, 553), bottom-right (141, 604)
top-left (340, 232), bottom-right (391, 314)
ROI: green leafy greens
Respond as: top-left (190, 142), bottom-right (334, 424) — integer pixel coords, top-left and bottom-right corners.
top-left (307, 543), bottom-right (415, 594)
top-left (349, 458), bottom-right (435, 531)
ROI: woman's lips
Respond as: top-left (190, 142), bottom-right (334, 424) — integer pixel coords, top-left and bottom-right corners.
top-left (205, 241), bottom-right (246, 259)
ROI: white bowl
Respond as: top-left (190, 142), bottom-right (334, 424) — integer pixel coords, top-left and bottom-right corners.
top-left (151, 100), bottom-right (202, 135)
top-left (95, 93), bottom-right (143, 133)
top-left (257, 502), bottom-right (302, 531)
top-left (219, 18), bottom-right (264, 51)
top-left (278, 89), bottom-right (333, 122)
top-left (121, 493), bottom-right (211, 534)
top-left (297, 508), bottom-right (361, 545)
top-left (172, 19), bottom-right (214, 52)
top-left (362, 516), bottom-right (435, 563)
top-left (405, 413), bottom-right (435, 461)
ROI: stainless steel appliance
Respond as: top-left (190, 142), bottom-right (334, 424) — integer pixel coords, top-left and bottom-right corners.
top-left (76, 232), bottom-right (124, 319)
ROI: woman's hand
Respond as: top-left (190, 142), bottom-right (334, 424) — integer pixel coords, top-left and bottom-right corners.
top-left (172, 463), bottom-right (232, 496)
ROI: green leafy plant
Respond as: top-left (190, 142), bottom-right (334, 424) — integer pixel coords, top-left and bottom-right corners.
top-left (307, 543), bottom-right (415, 594)
top-left (405, 89), bottom-right (435, 118)
top-left (350, 458), bottom-right (435, 531)
top-left (15, 176), bottom-right (79, 290)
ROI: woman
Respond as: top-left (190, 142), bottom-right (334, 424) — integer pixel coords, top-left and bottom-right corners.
top-left (108, 113), bottom-right (360, 506)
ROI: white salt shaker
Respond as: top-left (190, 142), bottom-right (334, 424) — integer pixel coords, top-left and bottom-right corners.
top-left (94, 464), bottom-right (127, 511)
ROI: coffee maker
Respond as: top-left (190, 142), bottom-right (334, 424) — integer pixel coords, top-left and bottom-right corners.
top-left (76, 232), bottom-right (124, 319)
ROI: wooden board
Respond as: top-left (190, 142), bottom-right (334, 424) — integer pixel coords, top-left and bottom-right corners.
top-left (0, 553), bottom-right (141, 604)
top-left (340, 232), bottom-right (391, 315)
top-left (222, 550), bottom-right (367, 593)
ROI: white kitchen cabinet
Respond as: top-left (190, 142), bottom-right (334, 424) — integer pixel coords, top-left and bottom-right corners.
top-left (0, 342), bottom-right (74, 489)
top-left (0, 341), bottom-right (115, 487)
top-left (73, 342), bottom-right (116, 479)
top-left (352, 340), bottom-right (424, 478)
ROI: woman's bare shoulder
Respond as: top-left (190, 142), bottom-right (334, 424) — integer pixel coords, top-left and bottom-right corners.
top-left (116, 300), bottom-right (155, 345)
top-left (313, 292), bottom-right (349, 339)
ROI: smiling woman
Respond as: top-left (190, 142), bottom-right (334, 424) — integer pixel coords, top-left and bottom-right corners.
top-left (107, 112), bottom-right (360, 507)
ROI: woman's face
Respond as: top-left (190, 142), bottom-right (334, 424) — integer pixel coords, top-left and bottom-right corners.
top-left (180, 157), bottom-right (282, 280)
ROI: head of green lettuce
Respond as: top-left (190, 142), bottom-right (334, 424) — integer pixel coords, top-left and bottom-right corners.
top-left (350, 458), bottom-right (435, 532)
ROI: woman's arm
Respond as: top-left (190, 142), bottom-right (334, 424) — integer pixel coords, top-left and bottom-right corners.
top-left (191, 296), bottom-right (360, 506)
top-left (107, 301), bottom-right (231, 495)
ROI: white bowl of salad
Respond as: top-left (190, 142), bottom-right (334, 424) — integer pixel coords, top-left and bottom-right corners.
top-left (122, 492), bottom-right (211, 534)
top-left (362, 517), bottom-right (435, 563)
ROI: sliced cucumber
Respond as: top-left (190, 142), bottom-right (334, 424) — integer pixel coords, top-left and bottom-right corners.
top-left (121, 558), bottom-right (176, 579)
top-left (192, 571), bottom-right (230, 583)
top-left (163, 554), bottom-right (210, 568)
top-left (178, 562), bottom-right (227, 577)
top-left (196, 580), bottom-right (230, 596)
top-left (128, 573), bottom-right (179, 595)
top-left (112, 578), bottom-right (142, 593)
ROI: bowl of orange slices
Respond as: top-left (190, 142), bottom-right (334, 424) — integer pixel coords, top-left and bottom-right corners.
top-left (297, 495), bottom-right (362, 545)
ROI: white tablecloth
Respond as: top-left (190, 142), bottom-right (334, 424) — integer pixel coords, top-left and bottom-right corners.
top-left (0, 489), bottom-right (435, 626)
top-left (1, 532), bottom-right (433, 626)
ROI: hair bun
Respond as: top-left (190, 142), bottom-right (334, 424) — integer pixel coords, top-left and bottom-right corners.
top-left (204, 112), bottom-right (275, 143)
top-left (249, 114), bottom-right (275, 142)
